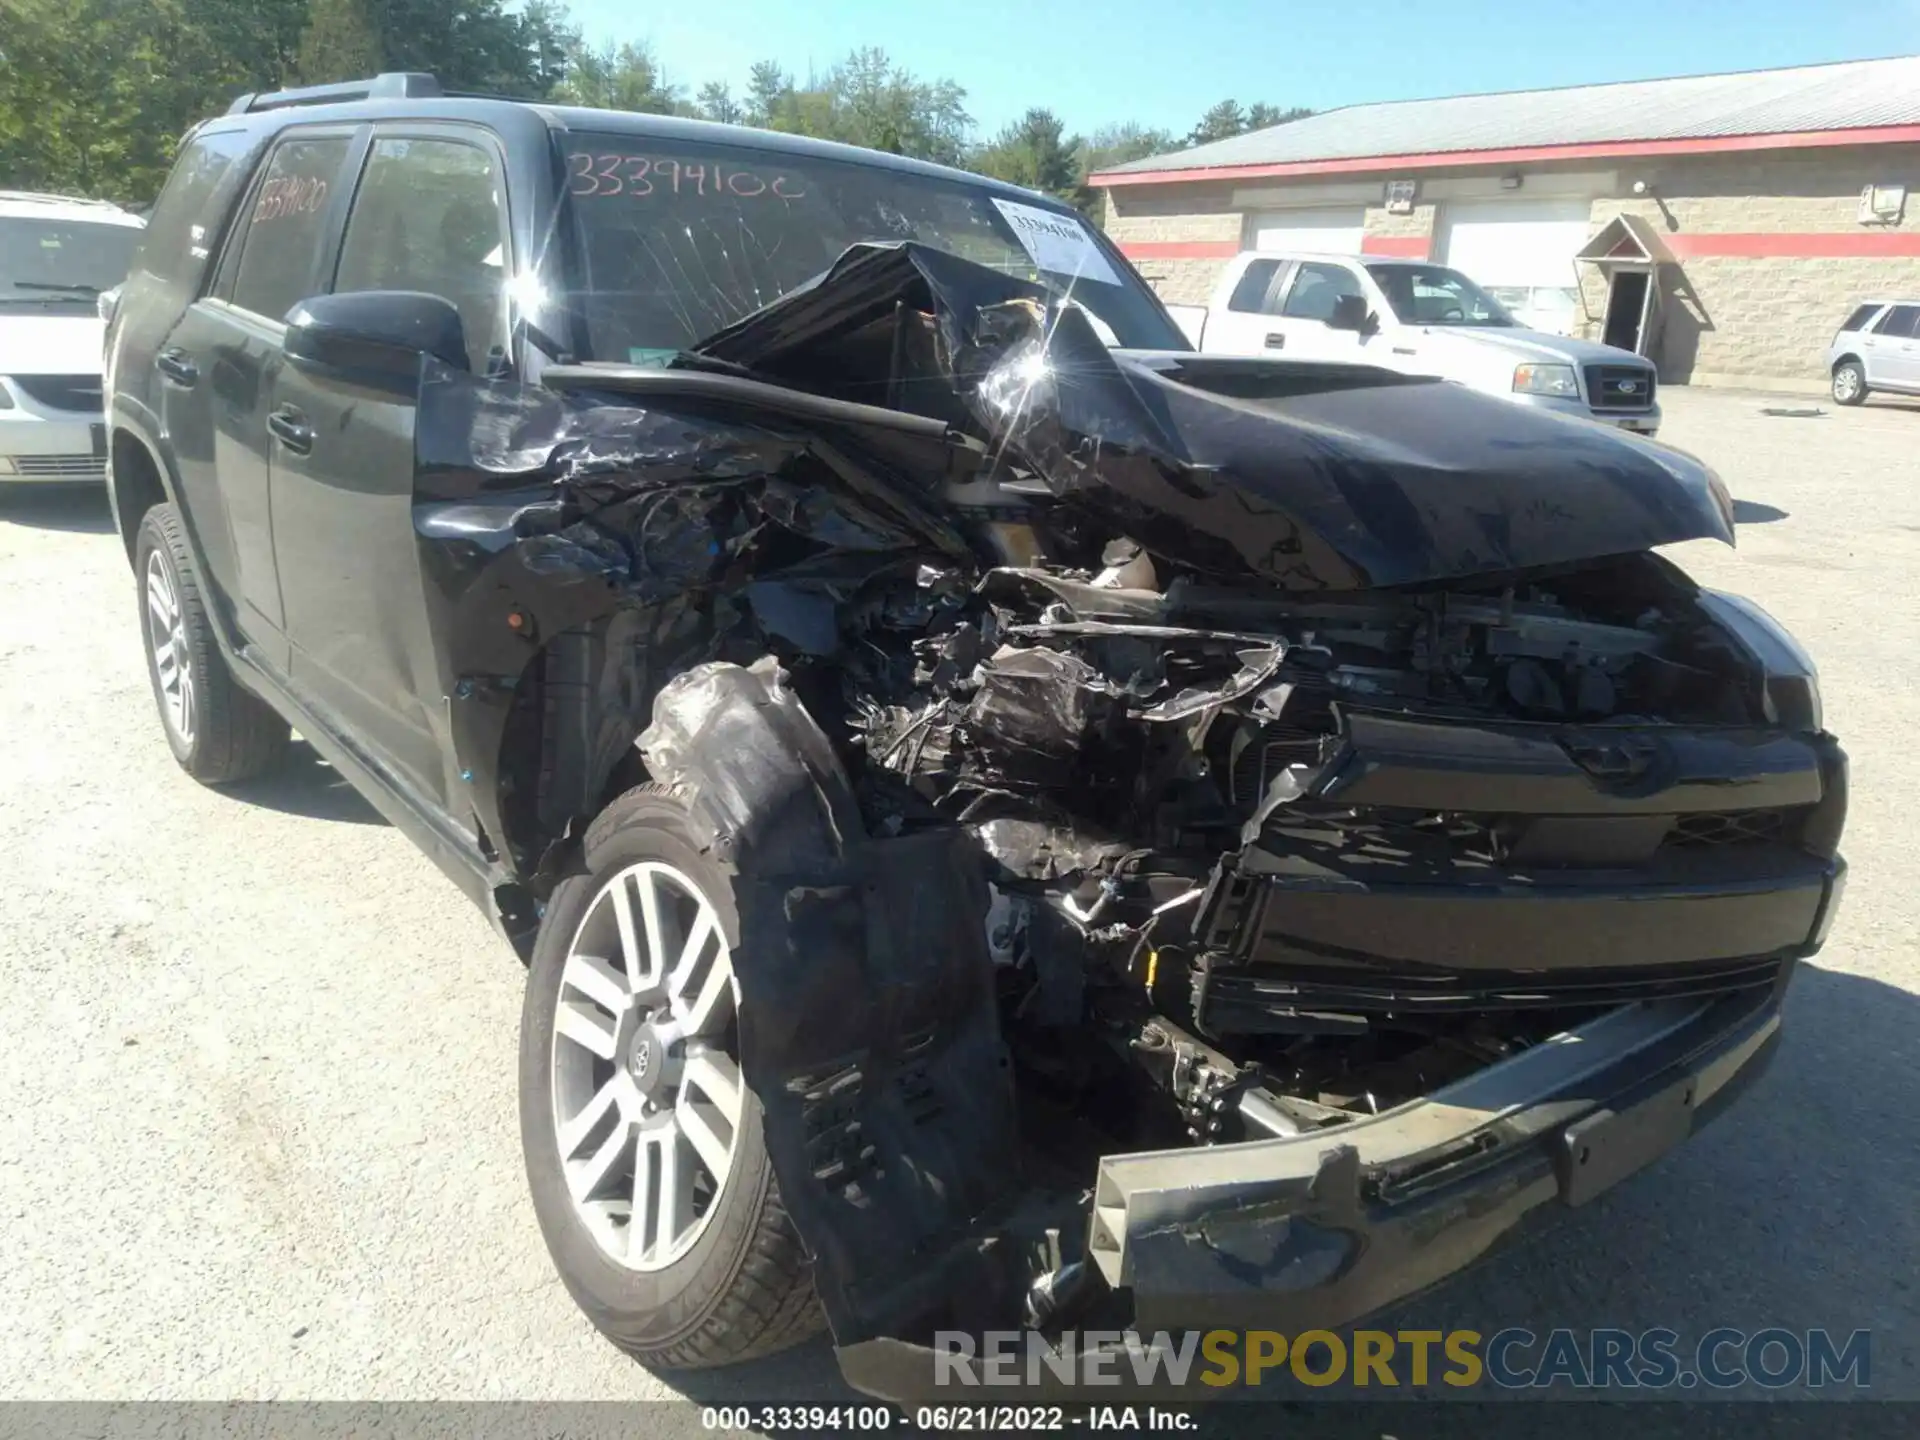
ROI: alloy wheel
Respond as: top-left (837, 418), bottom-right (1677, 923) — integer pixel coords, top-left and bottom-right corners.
top-left (1834, 366), bottom-right (1861, 402)
top-left (549, 861), bottom-right (744, 1271)
top-left (145, 549), bottom-right (195, 746)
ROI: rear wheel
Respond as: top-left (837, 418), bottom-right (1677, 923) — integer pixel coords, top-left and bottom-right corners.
top-left (135, 504), bottom-right (289, 784)
top-left (1831, 360), bottom-right (1868, 406)
top-left (519, 784), bottom-right (821, 1369)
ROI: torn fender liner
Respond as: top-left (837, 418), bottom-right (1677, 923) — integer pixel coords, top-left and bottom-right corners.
top-left (639, 658), bottom-right (1029, 1343)
top-left (694, 241), bottom-right (1736, 593)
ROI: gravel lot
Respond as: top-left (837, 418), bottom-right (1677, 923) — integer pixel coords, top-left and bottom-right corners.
top-left (0, 386), bottom-right (1914, 1413)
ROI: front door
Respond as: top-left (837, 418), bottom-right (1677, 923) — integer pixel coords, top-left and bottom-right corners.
top-left (270, 126), bottom-right (514, 812)
top-left (1268, 260), bottom-right (1374, 364)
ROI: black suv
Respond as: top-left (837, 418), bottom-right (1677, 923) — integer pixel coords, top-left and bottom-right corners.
top-left (106, 74), bottom-right (1847, 1401)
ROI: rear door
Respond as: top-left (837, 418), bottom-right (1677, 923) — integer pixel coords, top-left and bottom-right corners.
top-left (161, 125), bottom-right (362, 669)
top-left (1197, 256), bottom-right (1293, 354)
top-left (269, 124), bottom-right (514, 811)
top-left (1863, 304), bottom-right (1920, 389)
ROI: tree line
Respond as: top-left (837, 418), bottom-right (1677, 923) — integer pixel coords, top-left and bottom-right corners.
top-left (0, 0), bottom-right (1309, 211)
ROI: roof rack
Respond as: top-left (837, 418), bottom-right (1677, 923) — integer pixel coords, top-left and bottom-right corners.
top-left (226, 72), bottom-right (442, 116)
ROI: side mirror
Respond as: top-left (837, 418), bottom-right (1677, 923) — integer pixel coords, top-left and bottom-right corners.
top-left (283, 291), bottom-right (468, 388)
top-left (1326, 292), bottom-right (1372, 332)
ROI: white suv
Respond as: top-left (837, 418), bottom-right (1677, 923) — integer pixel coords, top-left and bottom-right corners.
top-left (0, 191), bottom-right (145, 483)
top-left (1826, 300), bottom-right (1920, 406)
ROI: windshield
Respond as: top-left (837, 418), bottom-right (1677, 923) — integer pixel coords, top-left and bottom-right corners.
top-left (1363, 262), bottom-right (1515, 328)
top-left (559, 134), bottom-right (1185, 360)
top-left (1, 216), bottom-right (141, 305)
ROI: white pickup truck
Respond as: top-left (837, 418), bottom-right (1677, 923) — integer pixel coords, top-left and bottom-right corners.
top-left (1169, 252), bottom-right (1661, 436)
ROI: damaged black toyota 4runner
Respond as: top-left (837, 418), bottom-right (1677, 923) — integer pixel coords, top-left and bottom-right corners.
top-left (106, 75), bottom-right (1846, 1399)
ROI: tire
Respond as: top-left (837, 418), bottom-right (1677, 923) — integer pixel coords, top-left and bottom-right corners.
top-left (135, 504), bottom-right (289, 784)
top-left (1832, 360), bottom-right (1868, 406)
top-left (519, 783), bottom-right (821, 1369)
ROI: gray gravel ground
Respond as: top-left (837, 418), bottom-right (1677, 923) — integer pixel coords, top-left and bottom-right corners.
top-left (0, 386), bottom-right (1914, 1417)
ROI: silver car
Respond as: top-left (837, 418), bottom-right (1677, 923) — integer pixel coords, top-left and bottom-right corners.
top-left (1827, 299), bottom-right (1920, 405)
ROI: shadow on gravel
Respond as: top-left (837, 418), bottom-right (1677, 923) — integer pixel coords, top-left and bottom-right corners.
top-left (1733, 499), bottom-right (1790, 525)
top-left (0, 482), bottom-right (115, 535)
top-left (658, 957), bottom-right (1916, 1429)
top-left (224, 740), bottom-right (387, 826)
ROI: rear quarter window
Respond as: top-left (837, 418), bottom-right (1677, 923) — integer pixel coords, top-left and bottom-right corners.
top-left (1840, 303), bottom-right (1880, 333)
top-left (134, 127), bottom-right (253, 289)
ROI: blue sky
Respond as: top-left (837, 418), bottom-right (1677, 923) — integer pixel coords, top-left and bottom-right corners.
top-left (570, 0), bottom-right (1920, 141)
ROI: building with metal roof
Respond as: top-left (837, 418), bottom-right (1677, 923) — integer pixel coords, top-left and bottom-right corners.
top-left (1092, 56), bottom-right (1920, 392)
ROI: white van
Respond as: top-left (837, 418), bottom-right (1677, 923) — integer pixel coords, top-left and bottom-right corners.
top-left (0, 191), bottom-right (145, 483)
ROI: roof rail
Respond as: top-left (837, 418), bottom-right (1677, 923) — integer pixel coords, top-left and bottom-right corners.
top-left (226, 72), bottom-right (442, 116)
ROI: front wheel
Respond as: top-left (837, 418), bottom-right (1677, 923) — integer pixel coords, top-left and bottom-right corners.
top-left (1832, 360), bottom-right (1868, 406)
top-left (519, 784), bottom-right (821, 1369)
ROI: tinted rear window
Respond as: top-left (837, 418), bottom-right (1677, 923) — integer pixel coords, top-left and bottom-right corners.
top-left (1873, 305), bottom-right (1920, 338)
top-left (135, 126), bottom-right (253, 289)
top-left (1840, 303), bottom-right (1878, 333)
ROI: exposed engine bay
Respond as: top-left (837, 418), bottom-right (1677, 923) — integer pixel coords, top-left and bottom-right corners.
top-left (418, 241), bottom-right (1844, 1359)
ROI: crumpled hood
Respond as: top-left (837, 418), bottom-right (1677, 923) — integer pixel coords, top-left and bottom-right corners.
top-left (0, 312), bottom-right (105, 378)
top-left (693, 243), bottom-right (1732, 592)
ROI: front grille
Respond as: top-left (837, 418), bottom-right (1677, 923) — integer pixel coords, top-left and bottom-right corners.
top-left (1585, 364), bottom-right (1657, 412)
top-left (11, 454), bottom-right (106, 478)
top-left (1670, 808), bottom-right (1788, 848)
top-left (1194, 955), bottom-right (1784, 1031)
top-left (1228, 724), bottom-right (1332, 813)
top-left (7, 373), bottom-right (103, 413)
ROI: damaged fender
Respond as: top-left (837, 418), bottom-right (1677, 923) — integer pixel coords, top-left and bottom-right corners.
top-left (637, 657), bottom-right (1034, 1346)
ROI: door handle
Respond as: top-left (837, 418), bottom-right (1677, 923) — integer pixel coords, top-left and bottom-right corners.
top-left (267, 404), bottom-right (314, 455)
top-left (1263, 332), bottom-right (1285, 349)
top-left (155, 348), bottom-right (199, 387)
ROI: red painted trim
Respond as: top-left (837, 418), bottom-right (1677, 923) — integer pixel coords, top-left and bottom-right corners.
top-left (1360, 235), bottom-right (1429, 258)
top-left (1090, 123), bottom-right (1920, 187)
top-left (1115, 239), bottom-right (1241, 260)
top-left (1663, 230), bottom-right (1920, 257)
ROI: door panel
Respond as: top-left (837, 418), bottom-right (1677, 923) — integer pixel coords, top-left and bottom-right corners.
top-left (269, 366), bottom-right (449, 801)
top-left (1269, 260), bottom-right (1370, 363)
top-left (156, 300), bottom-right (286, 660)
top-left (1865, 305), bottom-right (1920, 388)
top-left (1198, 257), bottom-right (1294, 355)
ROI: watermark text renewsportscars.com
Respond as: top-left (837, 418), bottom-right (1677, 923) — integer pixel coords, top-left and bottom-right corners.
top-left (933, 1327), bottom-right (1871, 1391)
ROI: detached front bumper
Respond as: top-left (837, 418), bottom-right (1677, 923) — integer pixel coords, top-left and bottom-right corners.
top-left (1092, 983), bottom-right (1783, 1332)
top-left (840, 982), bottom-right (1791, 1402)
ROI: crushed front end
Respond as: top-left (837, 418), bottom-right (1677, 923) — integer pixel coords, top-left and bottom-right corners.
top-left (418, 242), bottom-right (1846, 1398)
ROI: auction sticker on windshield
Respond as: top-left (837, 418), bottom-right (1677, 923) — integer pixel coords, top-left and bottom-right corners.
top-left (990, 198), bottom-right (1121, 285)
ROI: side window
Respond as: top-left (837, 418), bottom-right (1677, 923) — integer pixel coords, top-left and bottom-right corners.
top-left (1282, 262), bottom-right (1364, 322)
top-left (333, 136), bottom-right (508, 373)
top-left (135, 127), bottom-right (253, 287)
top-left (1871, 304), bottom-right (1919, 338)
top-left (1840, 303), bottom-right (1879, 333)
top-left (228, 135), bottom-right (353, 322)
top-left (1226, 258), bottom-right (1282, 314)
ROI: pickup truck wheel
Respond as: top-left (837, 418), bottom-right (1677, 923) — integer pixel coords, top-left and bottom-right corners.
top-left (135, 504), bottom-right (289, 784)
top-left (1831, 360), bottom-right (1868, 405)
top-left (519, 784), bottom-right (822, 1369)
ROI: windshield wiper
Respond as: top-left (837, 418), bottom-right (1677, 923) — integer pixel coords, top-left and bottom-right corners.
top-left (10, 281), bottom-right (103, 295)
